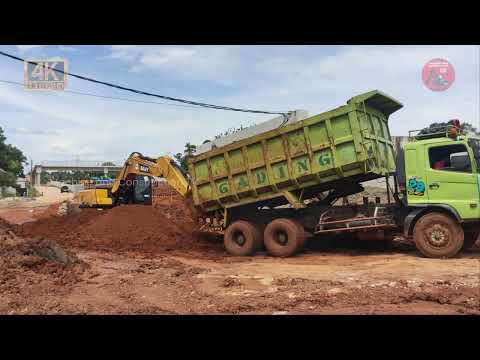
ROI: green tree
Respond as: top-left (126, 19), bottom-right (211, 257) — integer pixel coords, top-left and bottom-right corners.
top-left (184, 142), bottom-right (197, 156)
top-left (174, 153), bottom-right (183, 166)
top-left (461, 123), bottom-right (480, 135)
top-left (175, 142), bottom-right (197, 173)
top-left (0, 170), bottom-right (16, 188)
top-left (0, 127), bottom-right (26, 177)
top-left (40, 172), bottom-right (51, 185)
top-left (102, 161), bottom-right (116, 166)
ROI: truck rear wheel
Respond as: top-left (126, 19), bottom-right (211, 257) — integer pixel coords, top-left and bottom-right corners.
top-left (264, 218), bottom-right (305, 257)
top-left (413, 213), bottom-right (464, 258)
top-left (293, 221), bottom-right (307, 252)
top-left (224, 220), bottom-right (262, 256)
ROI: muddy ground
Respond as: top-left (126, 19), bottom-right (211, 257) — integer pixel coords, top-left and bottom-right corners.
top-left (0, 186), bottom-right (479, 315)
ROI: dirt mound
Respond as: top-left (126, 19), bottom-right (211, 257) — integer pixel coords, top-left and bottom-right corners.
top-left (0, 220), bottom-right (89, 314)
top-left (152, 182), bottom-right (183, 205)
top-left (0, 221), bottom-right (87, 289)
top-left (0, 217), bottom-right (12, 231)
top-left (17, 208), bottom-right (100, 239)
top-left (16, 201), bottom-right (214, 255)
top-left (0, 202), bottom-right (66, 226)
top-left (0, 208), bottom-right (39, 225)
top-left (33, 202), bottom-right (62, 220)
top-left (76, 204), bottom-right (199, 252)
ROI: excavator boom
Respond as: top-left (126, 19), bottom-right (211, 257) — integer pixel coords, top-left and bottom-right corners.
top-left (110, 152), bottom-right (189, 197)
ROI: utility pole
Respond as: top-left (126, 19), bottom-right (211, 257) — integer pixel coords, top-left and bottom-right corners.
top-left (28, 159), bottom-right (33, 197)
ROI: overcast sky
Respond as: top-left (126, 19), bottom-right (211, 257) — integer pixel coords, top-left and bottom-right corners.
top-left (0, 45), bottom-right (478, 165)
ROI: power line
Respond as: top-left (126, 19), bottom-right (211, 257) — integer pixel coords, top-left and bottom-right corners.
top-left (0, 50), bottom-right (290, 118)
top-left (1, 78), bottom-right (288, 136)
top-left (0, 79), bottom-right (222, 109)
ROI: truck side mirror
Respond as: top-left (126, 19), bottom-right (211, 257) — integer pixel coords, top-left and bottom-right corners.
top-left (450, 152), bottom-right (471, 172)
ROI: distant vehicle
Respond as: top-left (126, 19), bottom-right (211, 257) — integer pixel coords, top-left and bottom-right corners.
top-left (60, 185), bottom-right (70, 193)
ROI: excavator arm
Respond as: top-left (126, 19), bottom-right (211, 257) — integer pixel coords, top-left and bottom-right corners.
top-left (75, 152), bottom-right (190, 207)
top-left (110, 152), bottom-right (189, 197)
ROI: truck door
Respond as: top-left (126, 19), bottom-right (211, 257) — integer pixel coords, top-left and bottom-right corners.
top-left (425, 143), bottom-right (479, 220)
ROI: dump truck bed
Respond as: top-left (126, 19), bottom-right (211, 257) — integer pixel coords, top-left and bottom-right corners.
top-left (188, 90), bottom-right (403, 213)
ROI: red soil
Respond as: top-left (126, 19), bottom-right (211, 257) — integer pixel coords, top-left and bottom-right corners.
top-left (16, 201), bottom-right (204, 254)
top-left (0, 218), bottom-right (87, 295)
top-left (33, 202), bottom-right (61, 220)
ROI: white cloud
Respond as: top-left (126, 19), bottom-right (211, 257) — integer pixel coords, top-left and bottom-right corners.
top-left (109, 45), bottom-right (243, 85)
top-left (140, 47), bottom-right (197, 66)
top-left (49, 142), bottom-right (97, 157)
top-left (58, 46), bottom-right (78, 52)
top-left (16, 45), bottom-right (47, 52)
top-left (10, 127), bottom-right (62, 136)
top-left (0, 84), bottom-right (81, 125)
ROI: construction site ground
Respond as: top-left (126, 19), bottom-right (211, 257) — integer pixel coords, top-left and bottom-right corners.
top-left (0, 185), bottom-right (479, 315)
top-left (0, 186), bottom-right (74, 224)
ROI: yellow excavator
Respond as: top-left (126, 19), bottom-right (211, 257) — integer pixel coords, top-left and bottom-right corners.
top-left (75, 152), bottom-right (190, 208)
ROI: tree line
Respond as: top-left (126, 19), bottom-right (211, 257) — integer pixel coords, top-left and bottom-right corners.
top-left (0, 127), bottom-right (27, 187)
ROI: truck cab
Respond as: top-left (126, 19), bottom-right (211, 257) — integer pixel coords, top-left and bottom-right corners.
top-left (402, 123), bottom-right (480, 257)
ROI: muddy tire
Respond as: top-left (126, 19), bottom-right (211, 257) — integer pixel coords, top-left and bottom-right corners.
top-left (293, 220), bottom-right (307, 252)
top-left (264, 218), bottom-right (305, 257)
top-left (463, 231), bottom-right (479, 250)
top-left (224, 220), bottom-right (263, 256)
top-left (413, 213), bottom-right (464, 258)
top-left (253, 223), bottom-right (265, 251)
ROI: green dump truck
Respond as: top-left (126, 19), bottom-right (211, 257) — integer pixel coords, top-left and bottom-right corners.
top-left (187, 90), bottom-right (480, 258)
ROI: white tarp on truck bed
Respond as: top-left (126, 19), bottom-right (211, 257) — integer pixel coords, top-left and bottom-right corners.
top-left (194, 110), bottom-right (309, 155)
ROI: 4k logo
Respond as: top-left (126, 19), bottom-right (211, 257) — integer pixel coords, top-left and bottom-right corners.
top-left (24, 60), bottom-right (68, 90)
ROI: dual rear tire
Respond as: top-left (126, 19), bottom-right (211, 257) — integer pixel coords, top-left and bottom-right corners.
top-left (224, 218), bottom-right (305, 257)
top-left (224, 220), bottom-right (263, 256)
top-left (263, 219), bottom-right (306, 257)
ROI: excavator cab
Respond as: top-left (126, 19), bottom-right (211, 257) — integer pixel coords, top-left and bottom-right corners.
top-left (115, 174), bottom-right (152, 205)
top-left (132, 175), bottom-right (152, 205)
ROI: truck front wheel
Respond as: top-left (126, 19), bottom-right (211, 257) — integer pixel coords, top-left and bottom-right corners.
top-left (264, 218), bottom-right (305, 257)
top-left (413, 213), bottom-right (464, 258)
top-left (224, 220), bottom-right (263, 256)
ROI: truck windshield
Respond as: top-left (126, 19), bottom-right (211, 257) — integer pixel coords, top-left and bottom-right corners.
top-left (469, 138), bottom-right (480, 172)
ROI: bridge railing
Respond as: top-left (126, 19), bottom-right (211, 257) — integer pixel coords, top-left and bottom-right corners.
top-left (39, 160), bottom-right (126, 167)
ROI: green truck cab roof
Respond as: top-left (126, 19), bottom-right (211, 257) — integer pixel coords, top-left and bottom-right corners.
top-left (404, 136), bottom-right (458, 149)
top-left (347, 90), bottom-right (404, 117)
top-left (403, 134), bottom-right (478, 151)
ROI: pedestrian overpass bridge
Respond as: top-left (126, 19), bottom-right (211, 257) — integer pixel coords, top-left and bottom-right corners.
top-left (32, 160), bottom-right (124, 185)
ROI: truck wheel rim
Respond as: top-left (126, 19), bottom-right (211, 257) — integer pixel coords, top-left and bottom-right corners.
top-left (426, 225), bottom-right (449, 247)
top-left (273, 230), bottom-right (288, 246)
top-left (233, 231), bottom-right (246, 246)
